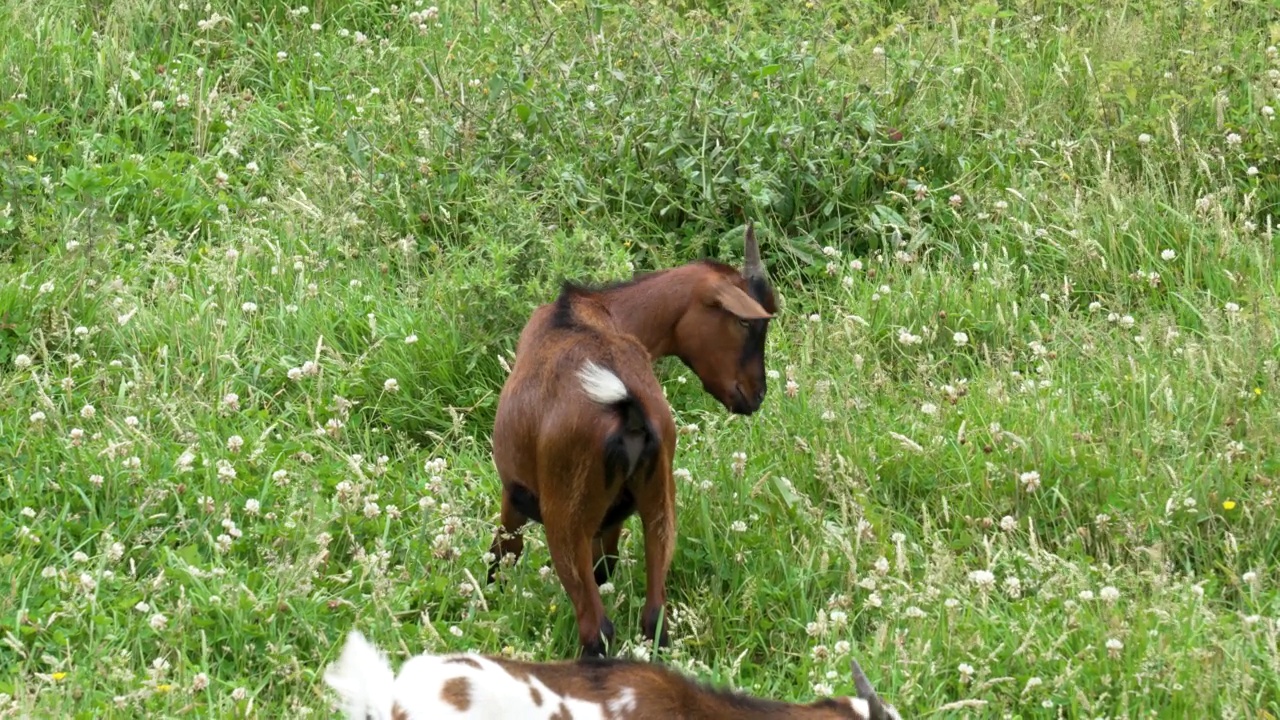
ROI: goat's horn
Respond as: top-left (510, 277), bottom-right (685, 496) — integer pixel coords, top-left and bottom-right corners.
top-left (850, 658), bottom-right (878, 700)
top-left (743, 220), bottom-right (765, 281)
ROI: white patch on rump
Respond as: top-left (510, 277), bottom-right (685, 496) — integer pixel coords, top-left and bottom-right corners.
top-left (577, 361), bottom-right (630, 405)
top-left (324, 631), bottom-right (611, 720)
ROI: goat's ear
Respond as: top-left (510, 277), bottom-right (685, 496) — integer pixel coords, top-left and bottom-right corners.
top-left (710, 280), bottom-right (773, 320)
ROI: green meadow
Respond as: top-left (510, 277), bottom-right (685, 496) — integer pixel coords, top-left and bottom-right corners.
top-left (2, 0), bottom-right (1278, 716)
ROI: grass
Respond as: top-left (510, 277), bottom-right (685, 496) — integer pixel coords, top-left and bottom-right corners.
top-left (2, 0), bottom-right (1279, 716)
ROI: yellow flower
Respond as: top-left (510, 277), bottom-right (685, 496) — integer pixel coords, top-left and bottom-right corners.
top-left (26, 155), bottom-right (37, 163)
top-left (1223, 500), bottom-right (1237, 511)
top-left (51, 672), bottom-right (67, 681)
top-left (156, 684), bottom-right (172, 693)
top-left (1255, 387), bottom-right (1263, 396)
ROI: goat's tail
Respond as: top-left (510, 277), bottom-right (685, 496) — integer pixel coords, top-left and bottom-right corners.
top-left (577, 360), bottom-right (660, 486)
top-left (323, 630), bottom-right (398, 720)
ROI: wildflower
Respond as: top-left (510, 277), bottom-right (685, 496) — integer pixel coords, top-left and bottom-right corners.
top-left (231, 687), bottom-right (247, 702)
top-left (1088, 301), bottom-right (1102, 312)
top-left (216, 459), bottom-right (236, 482)
top-left (90, 474), bottom-right (104, 487)
top-left (1161, 248), bottom-right (1176, 261)
top-left (80, 404), bottom-right (96, 419)
top-left (729, 520), bottom-right (748, 533)
top-left (151, 100), bottom-right (165, 112)
top-left (1106, 638), bottom-right (1123, 658)
top-left (1225, 302), bottom-right (1240, 313)
top-left (14, 353), bottom-right (32, 369)
top-left (968, 569), bottom-right (995, 589)
top-left (730, 451), bottom-right (747, 476)
top-left (958, 663), bottom-right (975, 683)
top-left (244, 499), bottom-right (260, 515)
top-left (226, 435), bottom-right (244, 453)
top-left (276, 51), bottom-right (288, 62)
top-left (1099, 586), bottom-right (1120, 602)
top-left (920, 402), bottom-right (938, 416)
top-left (1247, 166), bottom-right (1259, 177)
top-left (949, 194), bottom-right (963, 208)
top-left (29, 410), bottom-right (46, 425)
top-left (1243, 571), bottom-right (1258, 584)
top-left (149, 613), bottom-right (168, 631)
top-left (1223, 500), bottom-right (1237, 511)
top-left (952, 331), bottom-right (969, 346)
top-left (384, 378), bottom-right (400, 393)
top-left (222, 393), bottom-right (240, 411)
top-left (1000, 515), bottom-right (1016, 531)
top-left (287, 367), bottom-right (303, 381)
top-left (849, 259), bottom-right (863, 271)
top-left (241, 301), bottom-right (258, 313)
top-left (405, 334), bottom-right (418, 344)
top-left (785, 379), bottom-right (799, 397)
top-left (1262, 106), bottom-right (1274, 119)
top-left (192, 673), bottom-right (209, 691)
top-left (1138, 133), bottom-right (1152, 145)
top-left (1020, 470), bottom-right (1041, 492)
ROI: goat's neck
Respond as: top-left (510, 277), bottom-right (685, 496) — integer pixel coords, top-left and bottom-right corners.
top-left (600, 275), bottom-right (694, 360)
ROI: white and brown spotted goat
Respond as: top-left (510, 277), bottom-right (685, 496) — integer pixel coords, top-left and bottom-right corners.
top-left (487, 224), bottom-right (777, 657)
top-left (323, 629), bottom-right (903, 720)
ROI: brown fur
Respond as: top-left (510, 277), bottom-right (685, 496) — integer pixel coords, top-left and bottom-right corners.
top-left (440, 676), bottom-right (472, 711)
top-left (486, 224), bottom-right (777, 658)
top-left (479, 654), bottom-right (890, 720)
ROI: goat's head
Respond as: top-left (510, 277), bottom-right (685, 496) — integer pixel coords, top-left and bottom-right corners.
top-left (674, 222), bottom-right (777, 416)
top-left (850, 657), bottom-right (903, 720)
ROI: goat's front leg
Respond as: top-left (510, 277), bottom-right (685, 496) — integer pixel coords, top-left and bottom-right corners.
top-left (546, 521), bottom-right (615, 657)
top-left (634, 468), bottom-right (675, 649)
top-left (486, 488), bottom-right (529, 585)
top-left (592, 523), bottom-right (623, 587)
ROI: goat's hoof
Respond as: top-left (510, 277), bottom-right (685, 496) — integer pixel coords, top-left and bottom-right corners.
top-left (581, 617), bottom-right (616, 658)
top-left (641, 607), bottom-right (671, 648)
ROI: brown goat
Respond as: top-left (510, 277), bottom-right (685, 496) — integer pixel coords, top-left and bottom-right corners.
top-left (487, 224), bottom-right (777, 657)
top-left (324, 628), bottom-right (905, 720)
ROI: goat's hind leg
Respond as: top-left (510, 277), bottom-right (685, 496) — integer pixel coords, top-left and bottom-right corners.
top-left (486, 487), bottom-right (531, 585)
top-left (634, 467), bottom-right (675, 649)
top-left (547, 521), bottom-right (615, 657)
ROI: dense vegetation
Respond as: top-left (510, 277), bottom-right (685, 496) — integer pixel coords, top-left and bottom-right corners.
top-left (2, 0), bottom-right (1278, 716)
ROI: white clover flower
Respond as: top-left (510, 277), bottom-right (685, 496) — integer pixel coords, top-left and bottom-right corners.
top-left (968, 569), bottom-right (995, 589)
top-left (14, 353), bottom-right (33, 369)
top-left (952, 331), bottom-right (968, 346)
top-left (384, 378), bottom-right (400, 393)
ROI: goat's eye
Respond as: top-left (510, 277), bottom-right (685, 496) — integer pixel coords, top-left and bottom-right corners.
top-left (738, 318), bottom-right (750, 328)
